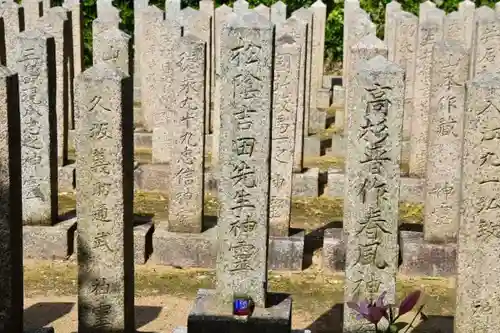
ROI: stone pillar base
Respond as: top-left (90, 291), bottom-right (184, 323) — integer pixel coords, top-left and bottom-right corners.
top-left (178, 289), bottom-right (292, 333)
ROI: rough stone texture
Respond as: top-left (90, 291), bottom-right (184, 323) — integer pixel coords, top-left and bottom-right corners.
top-left (342, 0), bottom-right (360, 92)
top-left (187, 289), bottom-right (292, 333)
top-left (92, 6), bottom-right (120, 39)
top-left (398, 231), bottom-right (456, 277)
top-left (74, 63), bottom-right (134, 332)
top-left (37, 7), bottom-right (70, 166)
top-left (23, 219), bottom-right (76, 260)
top-left (326, 168), bottom-right (424, 203)
top-left (22, 0), bottom-right (43, 30)
top-left (211, 4), bottom-right (233, 169)
top-left (344, 56), bottom-right (404, 332)
top-left (93, 27), bottom-right (131, 75)
top-left (139, 6), bottom-right (164, 131)
top-left (165, 0), bottom-right (181, 18)
top-left (291, 168), bottom-right (319, 197)
top-left (271, 1), bottom-right (286, 24)
top-left (322, 229), bottom-right (457, 277)
top-left (393, 11), bottom-right (417, 140)
top-left (316, 88), bottom-right (331, 108)
top-left (58, 164), bottom-right (75, 192)
top-left (133, 0), bottom-right (148, 102)
top-left (309, 0), bottom-right (326, 134)
top-left (0, 66), bottom-right (22, 333)
top-left (166, 34), bottom-right (205, 233)
top-left (409, 9), bottom-right (444, 178)
top-left (424, 40), bottom-right (468, 244)
top-left (291, 8), bottom-right (313, 137)
top-left (15, 30), bottom-right (58, 226)
top-left (270, 34), bottom-right (300, 237)
top-left (199, 0), bottom-right (215, 132)
top-left (458, 0), bottom-right (475, 51)
top-left (233, 0), bottom-right (248, 14)
top-left (303, 135), bottom-right (321, 157)
top-left (179, 7), bottom-right (211, 135)
top-left (471, 7), bottom-right (499, 77)
top-left (276, 18), bottom-right (307, 173)
top-left (418, 0), bottom-right (436, 23)
top-left (254, 4), bottom-right (269, 19)
top-left (455, 72), bottom-right (500, 333)
top-left (151, 18), bottom-right (182, 163)
top-left (444, 11), bottom-right (464, 43)
top-left (384, 0), bottom-right (401, 62)
top-left (0, 1), bottom-right (21, 68)
top-left (217, 12), bottom-right (273, 308)
top-left (345, 34), bottom-right (388, 139)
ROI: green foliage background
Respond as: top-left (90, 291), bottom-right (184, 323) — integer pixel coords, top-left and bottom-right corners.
top-left (71, 0), bottom-right (496, 71)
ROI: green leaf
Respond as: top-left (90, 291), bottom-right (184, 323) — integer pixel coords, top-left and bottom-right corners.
top-left (389, 322), bottom-right (409, 332)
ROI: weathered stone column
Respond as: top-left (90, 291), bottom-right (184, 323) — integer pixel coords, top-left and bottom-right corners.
top-left (344, 55), bottom-right (404, 332)
top-left (15, 30), bottom-right (58, 226)
top-left (216, 11), bottom-right (273, 308)
top-left (0, 0), bottom-right (21, 68)
top-left (424, 40), bottom-right (468, 244)
top-left (93, 27), bottom-right (131, 75)
top-left (384, 0), bottom-right (402, 62)
top-left (455, 71), bottom-right (500, 333)
top-left (74, 62), bottom-right (134, 332)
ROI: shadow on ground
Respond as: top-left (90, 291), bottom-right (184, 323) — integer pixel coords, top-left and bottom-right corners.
top-left (24, 302), bottom-right (162, 330)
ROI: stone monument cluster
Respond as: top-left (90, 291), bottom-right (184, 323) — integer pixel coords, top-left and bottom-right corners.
top-left (0, 0), bottom-right (499, 331)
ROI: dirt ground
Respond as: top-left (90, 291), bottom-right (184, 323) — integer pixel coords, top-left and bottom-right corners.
top-left (23, 260), bottom-right (454, 333)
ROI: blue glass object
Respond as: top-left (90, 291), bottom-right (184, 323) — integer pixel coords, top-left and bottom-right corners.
top-left (233, 296), bottom-right (253, 316)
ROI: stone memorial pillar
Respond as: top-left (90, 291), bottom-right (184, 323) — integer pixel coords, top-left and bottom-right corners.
top-left (384, 0), bottom-right (402, 62)
top-left (455, 71), bottom-right (500, 333)
top-left (344, 55), bottom-right (404, 332)
top-left (93, 27), bottom-right (132, 75)
top-left (471, 8), bottom-right (500, 77)
top-left (22, 0), bottom-right (43, 31)
top-left (0, 0), bottom-right (21, 68)
top-left (424, 41), bottom-right (468, 243)
top-left (15, 30), bottom-right (58, 226)
top-left (74, 62), bottom-right (134, 332)
top-left (409, 8), bottom-right (444, 178)
top-left (133, 0), bottom-right (148, 103)
top-left (271, 1), bottom-right (286, 24)
top-left (199, 0), bottom-right (215, 133)
top-left (37, 7), bottom-right (71, 166)
top-left (166, 34), bottom-right (205, 234)
top-left (254, 4), bottom-right (270, 20)
top-left (393, 11), bottom-right (417, 141)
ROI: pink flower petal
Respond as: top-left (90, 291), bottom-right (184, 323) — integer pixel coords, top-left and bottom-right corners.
top-left (398, 291), bottom-right (421, 316)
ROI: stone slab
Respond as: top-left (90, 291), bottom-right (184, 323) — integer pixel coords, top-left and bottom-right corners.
top-left (325, 169), bottom-right (424, 203)
top-left (23, 219), bottom-right (76, 260)
top-left (150, 226), bottom-right (217, 268)
top-left (317, 88), bottom-right (332, 109)
top-left (291, 168), bottom-right (319, 197)
top-left (151, 225), bottom-right (304, 271)
top-left (186, 289), bottom-right (292, 333)
top-left (134, 221), bottom-right (154, 264)
top-left (303, 135), bottom-right (321, 157)
top-left (321, 228), bottom-right (456, 277)
top-left (58, 163), bottom-right (75, 192)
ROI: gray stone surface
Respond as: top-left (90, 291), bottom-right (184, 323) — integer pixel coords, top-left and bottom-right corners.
top-left (444, 11), bottom-right (464, 43)
top-left (268, 230), bottom-right (304, 271)
top-left (92, 6), bottom-right (120, 40)
top-left (276, 17), bottom-right (307, 173)
top-left (199, 0), bottom-right (215, 134)
top-left (322, 229), bottom-right (457, 277)
top-left (37, 7), bottom-right (70, 166)
top-left (166, 34), bottom-right (206, 233)
top-left (471, 7), bottom-right (498, 77)
top-left (291, 168), bottom-right (319, 197)
top-left (93, 27), bottom-right (131, 75)
top-left (22, 0), bottom-right (43, 30)
top-left (290, 8), bottom-right (313, 137)
top-left (211, 4), bottom-right (233, 169)
top-left (139, 6), bottom-right (164, 131)
top-left (316, 88), bottom-right (331, 109)
top-left (424, 40), bottom-right (468, 244)
top-left (270, 33), bottom-right (300, 237)
top-left (174, 328), bottom-right (310, 333)
top-left (458, 0), bottom-right (475, 51)
top-left (179, 7), bottom-right (211, 135)
top-left (344, 56), bottom-right (404, 332)
top-left (74, 63), bottom-right (134, 331)
top-left (58, 164), bottom-right (75, 192)
top-left (326, 169), bottom-right (424, 203)
top-left (133, 0), bottom-right (148, 102)
top-left (271, 1), bottom-right (286, 24)
top-left (345, 34), bottom-right (387, 137)
top-left (303, 135), bottom-right (320, 157)
top-left (384, 0), bottom-right (401, 62)
top-left (455, 72), bottom-right (500, 333)
top-left (23, 219), bottom-right (76, 260)
top-left (233, 0), bottom-right (249, 13)
top-left (187, 289), bottom-right (292, 333)
top-left (254, 4), bottom-right (270, 19)
top-left (15, 30), bottom-right (58, 226)
top-left (151, 17), bottom-right (182, 164)
top-left (393, 11), bottom-right (417, 140)
top-left (0, 66), bottom-right (22, 333)
top-left (409, 8), bottom-right (444, 177)
top-left (0, 1), bottom-right (21, 68)
top-left (309, 0), bottom-right (326, 128)
top-left (216, 11), bottom-right (273, 307)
